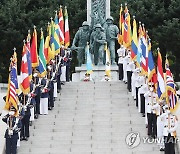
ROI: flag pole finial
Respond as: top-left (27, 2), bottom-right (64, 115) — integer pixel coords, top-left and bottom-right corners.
top-left (33, 25), bottom-right (36, 29)
top-left (125, 3), bottom-right (127, 6)
top-left (13, 47), bottom-right (16, 52)
top-left (60, 5), bottom-right (62, 8)
top-left (87, 42), bottom-right (89, 45)
top-left (133, 15), bottom-right (135, 19)
top-left (157, 47), bottom-right (160, 51)
top-left (23, 39), bottom-right (26, 44)
top-left (50, 17), bottom-right (53, 21)
top-left (120, 4), bottom-right (123, 7)
top-left (139, 21), bottom-right (141, 24)
top-left (28, 29), bottom-right (30, 34)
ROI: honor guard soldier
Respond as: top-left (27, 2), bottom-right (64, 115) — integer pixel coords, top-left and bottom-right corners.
top-left (2, 106), bottom-right (22, 154)
top-left (160, 105), bottom-right (178, 154)
top-left (144, 83), bottom-right (158, 138)
top-left (33, 69), bottom-right (41, 119)
top-left (156, 99), bottom-right (166, 151)
top-left (125, 50), bottom-right (135, 92)
top-left (139, 76), bottom-right (148, 117)
top-left (19, 94), bottom-right (32, 141)
top-left (117, 45), bottom-right (126, 80)
top-left (40, 76), bottom-right (50, 115)
top-left (47, 64), bottom-right (55, 110)
top-left (56, 54), bottom-right (62, 93)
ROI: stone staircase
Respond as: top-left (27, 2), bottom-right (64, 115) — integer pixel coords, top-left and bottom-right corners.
top-left (17, 81), bottom-right (162, 154)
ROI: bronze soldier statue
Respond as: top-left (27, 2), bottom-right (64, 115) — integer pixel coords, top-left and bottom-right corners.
top-left (71, 21), bottom-right (90, 66)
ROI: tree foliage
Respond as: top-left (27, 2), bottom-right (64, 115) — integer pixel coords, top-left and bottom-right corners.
top-left (0, 0), bottom-right (180, 82)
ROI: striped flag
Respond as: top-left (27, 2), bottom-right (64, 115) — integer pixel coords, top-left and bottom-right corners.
top-left (4, 53), bottom-right (19, 115)
top-left (147, 38), bottom-right (157, 86)
top-left (31, 27), bottom-right (39, 68)
top-left (64, 6), bottom-right (70, 48)
top-left (141, 29), bottom-right (148, 76)
top-left (131, 17), bottom-right (138, 61)
top-left (20, 43), bottom-right (30, 94)
top-left (59, 5), bottom-right (64, 45)
top-left (38, 30), bottom-right (47, 77)
top-left (157, 50), bottom-right (165, 99)
top-left (165, 58), bottom-right (179, 112)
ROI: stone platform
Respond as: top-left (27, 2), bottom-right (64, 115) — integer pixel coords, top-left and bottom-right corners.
top-left (72, 65), bottom-right (119, 82)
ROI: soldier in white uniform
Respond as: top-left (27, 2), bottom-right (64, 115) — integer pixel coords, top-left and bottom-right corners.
top-left (144, 83), bottom-right (158, 138)
top-left (139, 77), bottom-right (148, 117)
top-left (117, 45), bottom-right (126, 80)
top-left (125, 50), bottom-right (135, 92)
top-left (156, 99), bottom-right (165, 151)
top-left (160, 105), bottom-right (178, 154)
top-left (131, 67), bottom-right (140, 99)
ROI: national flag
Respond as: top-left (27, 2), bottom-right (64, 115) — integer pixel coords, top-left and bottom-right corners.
top-left (131, 17), bottom-right (138, 61)
top-left (105, 43), bottom-right (111, 77)
top-left (44, 23), bottom-right (53, 63)
top-left (141, 29), bottom-right (148, 76)
top-left (26, 31), bottom-right (32, 79)
top-left (50, 19), bottom-right (56, 60)
top-left (64, 6), bottom-right (70, 48)
top-left (136, 23), bottom-right (143, 67)
top-left (123, 4), bottom-right (131, 48)
top-left (165, 57), bottom-right (179, 112)
top-left (157, 50), bottom-right (165, 99)
top-left (59, 5), bottom-right (64, 45)
top-left (54, 12), bottom-right (61, 54)
top-left (38, 29), bottom-right (47, 77)
top-left (31, 27), bottom-right (39, 68)
top-left (86, 43), bottom-right (93, 74)
top-left (118, 4), bottom-right (124, 45)
top-left (20, 43), bottom-right (30, 94)
top-left (4, 53), bottom-right (19, 115)
top-left (147, 38), bottom-right (157, 86)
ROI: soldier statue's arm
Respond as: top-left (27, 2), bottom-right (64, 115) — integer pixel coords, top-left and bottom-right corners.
top-left (96, 32), bottom-right (106, 44)
top-left (71, 30), bottom-right (80, 49)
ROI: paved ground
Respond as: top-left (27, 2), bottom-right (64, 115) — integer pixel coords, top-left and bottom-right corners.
top-left (17, 81), bottom-right (163, 154)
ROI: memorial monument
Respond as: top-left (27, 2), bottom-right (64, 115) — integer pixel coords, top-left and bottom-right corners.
top-left (72, 0), bottom-right (119, 81)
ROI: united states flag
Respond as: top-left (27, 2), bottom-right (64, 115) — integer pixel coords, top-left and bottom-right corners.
top-left (5, 53), bottom-right (18, 112)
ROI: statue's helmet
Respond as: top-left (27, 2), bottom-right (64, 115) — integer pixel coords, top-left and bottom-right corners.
top-left (82, 21), bottom-right (89, 26)
top-left (95, 24), bottom-right (102, 29)
top-left (106, 16), bottom-right (114, 21)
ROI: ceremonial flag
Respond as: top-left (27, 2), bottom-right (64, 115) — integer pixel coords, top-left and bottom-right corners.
top-left (86, 43), bottom-right (93, 74)
top-left (54, 12), bottom-right (61, 54)
top-left (31, 27), bottom-right (39, 68)
top-left (136, 23), bottom-right (143, 67)
top-left (131, 17), bottom-right (138, 61)
top-left (50, 20), bottom-right (56, 60)
top-left (105, 43), bottom-right (111, 77)
top-left (38, 30), bottom-right (47, 77)
top-left (26, 31), bottom-right (32, 79)
top-left (157, 50), bottom-right (165, 99)
top-left (20, 43), bottom-right (30, 94)
top-left (123, 4), bottom-right (131, 48)
top-left (147, 38), bottom-right (157, 85)
top-left (165, 58), bottom-right (179, 112)
top-left (59, 5), bottom-right (64, 45)
top-left (4, 54), bottom-right (19, 115)
top-left (118, 4), bottom-right (124, 45)
top-left (64, 6), bottom-right (70, 48)
top-left (141, 28), bottom-right (148, 76)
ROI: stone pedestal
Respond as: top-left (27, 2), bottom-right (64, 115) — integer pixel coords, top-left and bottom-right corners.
top-left (72, 64), bottom-right (119, 82)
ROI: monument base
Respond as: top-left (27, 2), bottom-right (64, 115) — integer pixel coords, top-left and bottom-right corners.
top-left (72, 64), bottom-right (119, 82)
